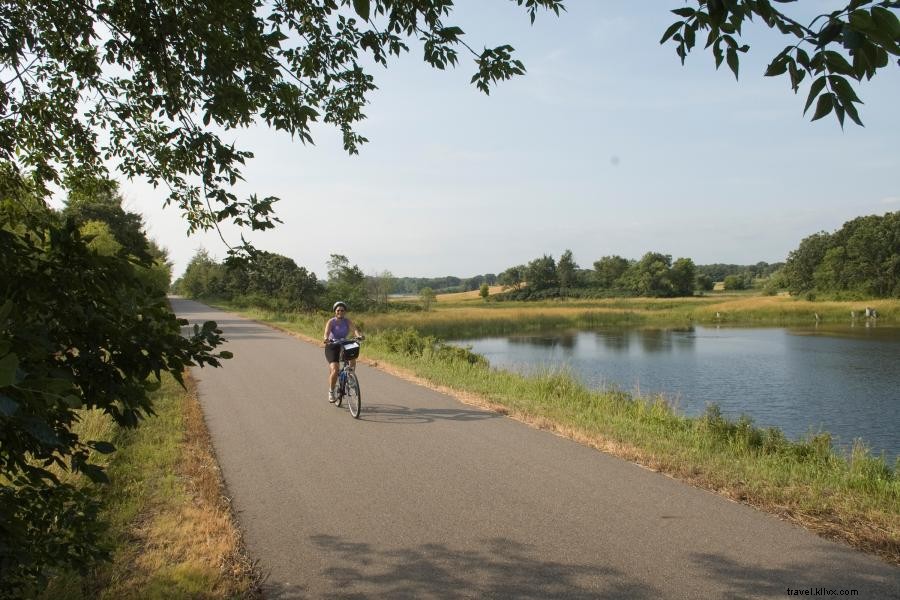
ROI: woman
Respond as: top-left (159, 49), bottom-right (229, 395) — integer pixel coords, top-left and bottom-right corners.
top-left (323, 301), bottom-right (362, 402)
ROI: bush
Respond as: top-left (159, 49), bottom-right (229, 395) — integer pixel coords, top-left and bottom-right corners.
top-left (378, 328), bottom-right (487, 367)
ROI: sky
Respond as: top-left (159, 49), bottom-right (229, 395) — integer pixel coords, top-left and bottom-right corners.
top-left (116, 1), bottom-right (900, 280)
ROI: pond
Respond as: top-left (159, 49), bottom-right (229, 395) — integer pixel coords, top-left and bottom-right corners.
top-left (454, 325), bottom-right (900, 460)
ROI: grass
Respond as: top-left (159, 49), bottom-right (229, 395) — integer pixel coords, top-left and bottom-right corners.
top-left (220, 298), bottom-right (900, 565)
top-left (39, 374), bottom-right (259, 600)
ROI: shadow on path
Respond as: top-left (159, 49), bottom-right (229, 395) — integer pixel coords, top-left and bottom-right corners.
top-left (690, 550), bottom-right (898, 598)
top-left (359, 403), bottom-right (499, 425)
top-left (263, 535), bottom-right (657, 599)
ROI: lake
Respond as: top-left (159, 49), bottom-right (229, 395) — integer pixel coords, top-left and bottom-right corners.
top-left (454, 325), bottom-right (900, 460)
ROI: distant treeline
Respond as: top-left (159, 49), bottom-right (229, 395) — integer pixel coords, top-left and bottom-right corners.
top-left (173, 252), bottom-right (422, 312)
top-left (490, 250), bottom-right (784, 300)
top-left (174, 211), bottom-right (900, 307)
top-left (391, 274), bottom-right (498, 295)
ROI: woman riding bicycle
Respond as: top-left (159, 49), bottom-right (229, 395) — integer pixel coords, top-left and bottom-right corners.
top-left (324, 301), bottom-right (362, 402)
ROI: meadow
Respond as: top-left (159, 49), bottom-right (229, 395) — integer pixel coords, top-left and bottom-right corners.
top-left (360, 291), bottom-right (900, 338)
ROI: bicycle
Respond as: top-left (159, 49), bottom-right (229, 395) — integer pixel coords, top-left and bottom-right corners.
top-left (327, 337), bottom-right (363, 418)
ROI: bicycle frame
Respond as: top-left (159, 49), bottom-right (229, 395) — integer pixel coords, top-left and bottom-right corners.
top-left (329, 338), bottom-right (362, 418)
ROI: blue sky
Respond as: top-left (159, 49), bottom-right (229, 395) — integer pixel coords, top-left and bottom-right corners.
top-left (124, 1), bottom-right (900, 280)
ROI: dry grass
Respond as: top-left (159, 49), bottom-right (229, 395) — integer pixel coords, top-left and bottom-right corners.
top-left (435, 286), bottom-right (505, 302)
top-left (110, 374), bottom-right (261, 599)
top-left (41, 375), bottom-right (261, 599)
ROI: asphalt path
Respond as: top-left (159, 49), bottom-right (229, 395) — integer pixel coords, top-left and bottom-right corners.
top-left (173, 298), bottom-right (899, 599)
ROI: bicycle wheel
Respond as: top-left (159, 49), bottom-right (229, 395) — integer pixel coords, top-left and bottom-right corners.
top-left (345, 373), bottom-right (361, 418)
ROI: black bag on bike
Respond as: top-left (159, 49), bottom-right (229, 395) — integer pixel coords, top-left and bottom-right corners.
top-left (340, 340), bottom-right (360, 360)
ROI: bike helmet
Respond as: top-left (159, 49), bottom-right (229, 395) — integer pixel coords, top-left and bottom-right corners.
top-left (332, 301), bottom-right (348, 311)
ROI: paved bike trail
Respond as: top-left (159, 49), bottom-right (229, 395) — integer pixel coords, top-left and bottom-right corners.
top-left (173, 299), bottom-right (899, 599)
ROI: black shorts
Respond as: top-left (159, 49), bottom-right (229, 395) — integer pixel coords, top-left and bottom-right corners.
top-left (325, 343), bottom-right (341, 364)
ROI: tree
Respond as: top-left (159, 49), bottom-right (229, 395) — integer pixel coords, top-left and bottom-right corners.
top-left (662, 1), bottom-right (900, 127)
top-left (499, 265), bottom-right (526, 290)
top-left (556, 249), bottom-right (578, 291)
top-left (62, 178), bottom-right (150, 260)
top-left (695, 273), bottom-right (715, 292)
top-left (2, 0), bottom-right (565, 248)
top-left (177, 249), bottom-right (226, 299)
top-left (1, 174), bottom-right (230, 595)
top-left (479, 282), bottom-right (490, 300)
top-left (723, 274), bottom-right (747, 291)
top-left (782, 211), bottom-right (900, 297)
top-left (369, 270), bottom-right (396, 307)
top-left (669, 257), bottom-right (697, 297)
top-left (623, 252), bottom-right (675, 297)
top-left (592, 255), bottom-right (631, 289)
top-left (326, 254), bottom-right (370, 310)
top-left (525, 255), bottom-right (559, 291)
top-left (419, 287), bottom-right (436, 311)
top-left (783, 231), bottom-right (832, 294)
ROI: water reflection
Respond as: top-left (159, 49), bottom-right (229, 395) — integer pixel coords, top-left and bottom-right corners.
top-left (455, 326), bottom-right (900, 459)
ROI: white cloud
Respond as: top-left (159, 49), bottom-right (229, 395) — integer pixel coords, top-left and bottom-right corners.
top-left (880, 196), bottom-right (900, 205)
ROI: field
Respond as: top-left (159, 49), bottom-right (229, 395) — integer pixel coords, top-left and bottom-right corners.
top-left (353, 292), bottom-right (900, 338)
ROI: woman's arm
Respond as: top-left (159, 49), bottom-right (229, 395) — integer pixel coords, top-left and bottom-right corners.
top-left (347, 319), bottom-right (362, 337)
top-left (323, 318), bottom-right (332, 342)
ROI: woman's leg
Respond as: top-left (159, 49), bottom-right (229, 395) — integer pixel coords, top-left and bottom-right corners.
top-left (328, 361), bottom-right (339, 393)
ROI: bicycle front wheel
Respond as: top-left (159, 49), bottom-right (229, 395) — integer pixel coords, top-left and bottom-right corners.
top-left (345, 373), bottom-right (361, 418)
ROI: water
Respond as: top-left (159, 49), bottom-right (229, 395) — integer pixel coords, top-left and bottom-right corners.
top-left (455, 325), bottom-right (900, 460)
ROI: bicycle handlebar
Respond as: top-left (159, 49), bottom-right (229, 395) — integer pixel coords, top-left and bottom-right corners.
top-left (324, 336), bottom-right (365, 345)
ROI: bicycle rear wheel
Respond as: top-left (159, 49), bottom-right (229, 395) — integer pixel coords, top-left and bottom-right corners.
top-left (345, 373), bottom-right (361, 418)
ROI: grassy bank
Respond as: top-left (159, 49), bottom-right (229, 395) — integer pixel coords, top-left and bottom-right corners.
top-left (39, 374), bottom-right (258, 600)
top-left (223, 302), bottom-right (899, 565)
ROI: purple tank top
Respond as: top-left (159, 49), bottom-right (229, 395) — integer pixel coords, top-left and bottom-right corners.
top-left (329, 317), bottom-right (350, 340)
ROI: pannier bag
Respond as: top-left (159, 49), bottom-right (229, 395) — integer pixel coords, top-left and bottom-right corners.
top-left (340, 340), bottom-right (360, 360)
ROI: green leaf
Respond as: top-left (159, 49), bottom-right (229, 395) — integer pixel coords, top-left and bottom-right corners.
top-left (871, 7), bottom-right (900, 39)
top-left (671, 7), bottom-right (696, 18)
top-left (765, 54), bottom-right (789, 76)
top-left (843, 97), bottom-right (864, 126)
top-left (842, 27), bottom-right (865, 51)
top-left (660, 21), bottom-right (683, 44)
top-left (804, 76), bottom-right (827, 114)
top-left (811, 92), bottom-right (835, 121)
top-left (829, 75), bottom-right (861, 103)
top-left (0, 352), bottom-right (19, 387)
top-left (823, 51), bottom-right (854, 75)
top-left (352, 0), bottom-right (370, 21)
top-left (726, 47), bottom-right (739, 79)
top-left (849, 10), bottom-right (876, 34)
